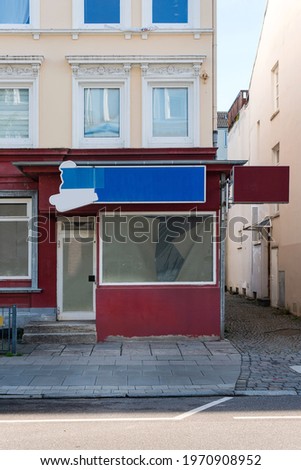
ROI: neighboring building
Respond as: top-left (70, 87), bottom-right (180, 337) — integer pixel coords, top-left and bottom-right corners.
top-left (216, 111), bottom-right (228, 159)
top-left (226, 0), bottom-right (299, 313)
top-left (0, 0), bottom-right (242, 341)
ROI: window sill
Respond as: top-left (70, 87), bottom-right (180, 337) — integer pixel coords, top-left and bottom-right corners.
top-left (0, 28), bottom-right (209, 40)
top-left (270, 109), bottom-right (280, 121)
top-left (0, 288), bottom-right (42, 293)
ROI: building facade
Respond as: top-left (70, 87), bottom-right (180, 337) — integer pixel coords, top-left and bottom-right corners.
top-left (0, 0), bottom-right (241, 341)
top-left (226, 0), bottom-right (299, 313)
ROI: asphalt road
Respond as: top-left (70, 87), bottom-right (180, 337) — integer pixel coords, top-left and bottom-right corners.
top-left (0, 396), bottom-right (301, 450)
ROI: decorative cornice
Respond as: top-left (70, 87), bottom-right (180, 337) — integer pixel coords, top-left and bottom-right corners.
top-left (141, 63), bottom-right (203, 78)
top-left (66, 55), bottom-right (206, 78)
top-left (0, 56), bottom-right (44, 78)
top-left (70, 63), bottom-right (132, 78)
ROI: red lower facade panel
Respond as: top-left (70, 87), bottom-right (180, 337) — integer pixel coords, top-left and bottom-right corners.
top-left (96, 285), bottom-right (220, 340)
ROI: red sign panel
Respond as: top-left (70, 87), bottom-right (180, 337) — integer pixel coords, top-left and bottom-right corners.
top-left (232, 166), bottom-right (290, 204)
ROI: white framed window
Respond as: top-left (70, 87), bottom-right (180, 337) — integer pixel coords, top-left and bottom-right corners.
top-left (72, 0), bottom-right (131, 29)
top-left (272, 142), bottom-right (280, 166)
top-left (0, 198), bottom-right (32, 279)
top-left (0, 83), bottom-right (37, 148)
top-left (272, 62), bottom-right (279, 113)
top-left (142, 0), bottom-right (200, 29)
top-left (74, 80), bottom-right (130, 148)
top-left (0, 56), bottom-right (42, 148)
top-left (0, 0), bottom-right (39, 29)
top-left (100, 212), bottom-right (216, 285)
top-left (143, 79), bottom-right (199, 147)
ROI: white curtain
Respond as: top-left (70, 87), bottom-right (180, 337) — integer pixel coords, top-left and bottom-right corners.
top-left (0, 0), bottom-right (30, 24)
top-left (153, 88), bottom-right (188, 137)
top-left (0, 88), bottom-right (29, 138)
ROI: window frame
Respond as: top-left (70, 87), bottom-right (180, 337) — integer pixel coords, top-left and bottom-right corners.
top-left (0, 81), bottom-right (38, 148)
top-left (0, 0), bottom-right (39, 29)
top-left (142, 79), bottom-right (199, 147)
top-left (72, 0), bottom-right (131, 30)
top-left (99, 211), bottom-right (216, 286)
top-left (272, 62), bottom-right (279, 114)
top-left (142, 0), bottom-right (200, 30)
top-left (73, 79), bottom-right (130, 148)
top-left (0, 195), bottom-right (37, 282)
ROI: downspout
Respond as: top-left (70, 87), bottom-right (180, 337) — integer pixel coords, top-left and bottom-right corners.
top-left (220, 173), bottom-right (228, 339)
top-left (212, 0), bottom-right (218, 146)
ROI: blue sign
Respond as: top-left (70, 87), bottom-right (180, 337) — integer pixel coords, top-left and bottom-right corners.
top-left (50, 161), bottom-right (206, 212)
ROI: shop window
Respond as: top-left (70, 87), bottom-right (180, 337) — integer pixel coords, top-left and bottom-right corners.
top-left (73, 0), bottom-right (131, 29)
top-left (0, 198), bottom-right (32, 278)
top-left (101, 213), bottom-right (215, 284)
top-left (142, 0), bottom-right (200, 29)
top-left (0, 0), bottom-right (39, 28)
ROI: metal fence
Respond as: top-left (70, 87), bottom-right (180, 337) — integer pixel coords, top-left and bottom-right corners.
top-left (0, 305), bottom-right (17, 354)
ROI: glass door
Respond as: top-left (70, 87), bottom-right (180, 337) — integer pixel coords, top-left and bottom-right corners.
top-left (57, 218), bottom-right (95, 320)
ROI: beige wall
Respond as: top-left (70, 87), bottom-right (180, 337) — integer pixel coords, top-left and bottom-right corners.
top-left (226, 0), bottom-right (301, 312)
top-left (0, 1), bottom-right (216, 148)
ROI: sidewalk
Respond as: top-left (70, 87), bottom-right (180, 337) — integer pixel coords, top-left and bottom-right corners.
top-left (1, 294), bottom-right (301, 398)
top-left (0, 339), bottom-right (240, 398)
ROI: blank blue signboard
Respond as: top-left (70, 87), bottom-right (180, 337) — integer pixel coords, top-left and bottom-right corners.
top-left (50, 163), bottom-right (206, 212)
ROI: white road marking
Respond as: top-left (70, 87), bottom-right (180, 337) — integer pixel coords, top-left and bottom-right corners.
top-left (0, 397), bottom-right (233, 424)
top-left (175, 397), bottom-right (233, 420)
top-left (234, 415), bottom-right (301, 420)
top-left (0, 417), bottom-right (172, 424)
top-left (290, 365), bottom-right (301, 373)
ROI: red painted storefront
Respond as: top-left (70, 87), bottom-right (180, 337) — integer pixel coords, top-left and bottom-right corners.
top-left (0, 148), bottom-right (237, 341)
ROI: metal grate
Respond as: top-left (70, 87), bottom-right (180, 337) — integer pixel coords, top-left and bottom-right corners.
top-left (0, 305), bottom-right (17, 354)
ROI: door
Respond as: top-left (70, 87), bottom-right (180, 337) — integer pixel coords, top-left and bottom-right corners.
top-left (57, 218), bottom-right (96, 320)
top-left (270, 247), bottom-right (279, 307)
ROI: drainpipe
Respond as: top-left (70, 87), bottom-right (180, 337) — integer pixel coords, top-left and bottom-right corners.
top-left (220, 173), bottom-right (228, 339)
top-left (212, 0), bottom-right (218, 145)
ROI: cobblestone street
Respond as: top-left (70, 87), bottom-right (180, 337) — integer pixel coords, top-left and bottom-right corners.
top-left (225, 293), bottom-right (301, 394)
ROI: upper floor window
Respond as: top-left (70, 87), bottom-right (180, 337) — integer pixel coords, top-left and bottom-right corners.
top-left (0, 88), bottom-right (29, 140)
top-left (143, 79), bottom-right (199, 147)
top-left (0, 56), bottom-right (43, 148)
top-left (0, 0), bottom-right (39, 28)
top-left (0, 0), bottom-right (29, 24)
top-left (84, 87), bottom-right (120, 139)
top-left (153, 87), bottom-right (188, 138)
top-left (85, 0), bottom-right (119, 24)
top-left (153, 0), bottom-right (188, 24)
top-left (272, 62), bottom-right (279, 115)
top-left (73, 80), bottom-right (130, 148)
top-left (142, 0), bottom-right (200, 29)
top-left (73, 0), bottom-right (131, 29)
top-left (0, 86), bottom-right (35, 147)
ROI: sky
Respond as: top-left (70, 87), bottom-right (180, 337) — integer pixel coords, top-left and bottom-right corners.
top-left (217, 0), bottom-right (267, 111)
